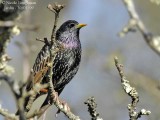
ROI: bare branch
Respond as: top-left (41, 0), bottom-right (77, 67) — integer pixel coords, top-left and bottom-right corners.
top-left (85, 97), bottom-right (103, 120)
top-left (0, 74), bottom-right (25, 120)
top-left (0, 74), bottom-right (20, 98)
top-left (47, 3), bottom-right (65, 42)
top-left (0, 0), bottom-right (25, 72)
top-left (0, 105), bottom-right (18, 120)
top-left (119, 0), bottom-right (160, 56)
top-left (114, 56), bottom-right (151, 120)
top-left (51, 89), bottom-right (80, 120)
top-left (36, 38), bottom-right (45, 43)
top-left (26, 104), bottom-right (51, 119)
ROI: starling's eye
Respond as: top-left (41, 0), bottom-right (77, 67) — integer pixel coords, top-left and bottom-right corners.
top-left (69, 23), bottom-right (75, 28)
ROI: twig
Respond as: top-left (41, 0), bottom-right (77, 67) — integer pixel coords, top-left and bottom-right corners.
top-left (114, 56), bottom-right (151, 120)
top-left (47, 3), bottom-right (65, 42)
top-left (0, 104), bottom-right (18, 120)
top-left (0, 0), bottom-right (24, 60)
top-left (22, 83), bottom-right (49, 113)
top-left (0, 73), bottom-right (49, 120)
top-left (36, 38), bottom-right (50, 45)
top-left (119, 0), bottom-right (160, 56)
top-left (0, 74), bottom-right (20, 98)
top-left (85, 97), bottom-right (103, 120)
top-left (36, 38), bottom-right (45, 43)
top-left (26, 104), bottom-right (51, 119)
top-left (0, 74), bottom-right (26, 120)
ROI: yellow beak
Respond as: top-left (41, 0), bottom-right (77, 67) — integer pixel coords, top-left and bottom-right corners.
top-left (76, 23), bottom-right (87, 28)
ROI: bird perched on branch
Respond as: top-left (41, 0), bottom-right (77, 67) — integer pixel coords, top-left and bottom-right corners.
top-left (23, 20), bottom-right (86, 112)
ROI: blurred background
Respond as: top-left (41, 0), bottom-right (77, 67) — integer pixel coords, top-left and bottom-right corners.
top-left (1, 0), bottom-right (160, 119)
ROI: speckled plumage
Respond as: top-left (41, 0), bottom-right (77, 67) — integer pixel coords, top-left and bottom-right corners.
top-left (24, 20), bottom-right (85, 110)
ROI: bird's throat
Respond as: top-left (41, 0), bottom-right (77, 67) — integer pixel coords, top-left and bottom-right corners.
top-left (62, 41), bottom-right (79, 49)
top-left (58, 32), bottom-right (80, 49)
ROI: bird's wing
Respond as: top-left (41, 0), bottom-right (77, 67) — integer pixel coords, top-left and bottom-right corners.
top-left (26, 45), bottom-right (51, 91)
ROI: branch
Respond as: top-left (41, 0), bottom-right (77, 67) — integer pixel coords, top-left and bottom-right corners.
top-left (0, 0), bottom-right (25, 73)
top-left (26, 104), bottom-right (51, 119)
top-left (114, 56), bottom-right (151, 120)
top-left (0, 105), bottom-right (18, 120)
top-left (0, 74), bottom-right (26, 120)
top-left (47, 3), bottom-right (65, 42)
top-left (0, 73), bottom-right (50, 120)
top-left (27, 89), bottom-right (81, 120)
top-left (52, 89), bottom-right (81, 120)
top-left (21, 84), bottom-right (49, 113)
top-left (119, 0), bottom-right (160, 56)
top-left (84, 97), bottom-right (103, 120)
top-left (0, 74), bottom-right (20, 98)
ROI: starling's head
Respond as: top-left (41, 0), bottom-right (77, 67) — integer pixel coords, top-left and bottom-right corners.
top-left (56, 20), bottom-right (86, 45)
top-left (57, 20), bottom-right (86, 34)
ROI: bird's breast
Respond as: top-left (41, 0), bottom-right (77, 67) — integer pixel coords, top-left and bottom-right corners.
top-left (52, 48), bottom-right (81, 81)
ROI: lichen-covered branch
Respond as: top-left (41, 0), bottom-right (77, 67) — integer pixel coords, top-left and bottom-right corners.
top-left (0, 74), bottom-right (25, 120)
top-left (119, 0), bottom-right (160, 56)
top-left (114, 56), bottom-right (151, 120)
top-left (0, 105), bottom-right (18, 120)
top-left (85, 97), bottom-right (103, 120)
top-left (0, 0), bottom-right (25, 73)
top-left (0, 73), bottom-right (49, 120)
top-left (51, 88), bottom-right (81, 120)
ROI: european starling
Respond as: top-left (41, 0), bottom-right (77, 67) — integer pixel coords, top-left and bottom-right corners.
top-left (24, 20), bottom-right (86, 112)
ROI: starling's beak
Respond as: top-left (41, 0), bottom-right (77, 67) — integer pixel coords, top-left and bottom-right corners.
top-left (76, 23), bottom-right (87, 29)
